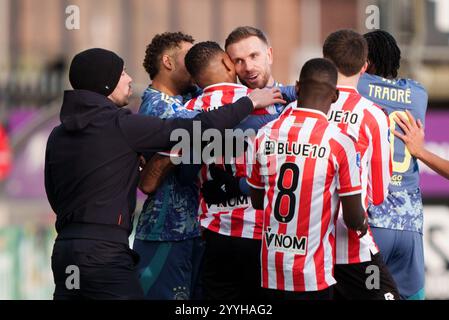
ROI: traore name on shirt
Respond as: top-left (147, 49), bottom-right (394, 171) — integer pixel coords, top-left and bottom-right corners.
top-left (367, 80), bottom-right (412, 104)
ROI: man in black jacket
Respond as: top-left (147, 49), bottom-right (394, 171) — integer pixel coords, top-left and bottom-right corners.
top-left (45, 48), bottom-right (284, 300)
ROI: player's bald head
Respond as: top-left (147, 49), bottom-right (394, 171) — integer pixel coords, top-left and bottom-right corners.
top-left (296, 58), bottom-right (339, 113)
top-left (298, 58), bottom-right (337, 95)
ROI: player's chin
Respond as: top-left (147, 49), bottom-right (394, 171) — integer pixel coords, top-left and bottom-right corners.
top-left (245, 77), bottom-right (264, 89)
top-left (119, 94), bottom-right (130, 107)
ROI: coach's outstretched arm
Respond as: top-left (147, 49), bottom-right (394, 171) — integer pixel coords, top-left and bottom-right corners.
top-left (119, 88), bottom-right (285, 154)
top-left (341, 194), bottom-right (368, 237)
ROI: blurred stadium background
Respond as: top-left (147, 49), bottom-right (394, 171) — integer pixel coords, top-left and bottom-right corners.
top-left (0, 0), bottom-right (448, 300)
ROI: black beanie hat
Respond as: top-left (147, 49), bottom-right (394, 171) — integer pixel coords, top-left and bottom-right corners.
top-left (69, 48), bottom-right (124, 96)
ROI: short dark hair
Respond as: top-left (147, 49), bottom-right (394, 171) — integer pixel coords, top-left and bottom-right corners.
top-left (143, 32), bottom-right (194, 79)
top-left (297, 58), bottom-right (338, 103)
top-left (225, 26), bottom-right (269, 49)
top-left (299, 58), bottom-right (338, 87)
top-left (185, 41), bottom-right (224, 79)
top-left (323, 29), bottom-right (368, 77)
top-left (364, 30), bottom-right (401, 79)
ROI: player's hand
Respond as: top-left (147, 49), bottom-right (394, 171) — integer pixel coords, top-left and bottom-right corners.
top-left (357, 217), bottom-right (369, 238)
top-left (201, 164), bottom-right (242, 205)
top-left (392, 110), bottom-right (425, 158)
top-left (248, 87), bottom-right (286, 110)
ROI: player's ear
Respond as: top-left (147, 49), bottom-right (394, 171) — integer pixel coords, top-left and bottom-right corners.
top-left (222, 56), bottom-right (233, 73)
top-left (295, 80), bottom-right (300, 99)
top-left (162, 54), bottom-right (174, 71)
top-left (361, 61), bottom-right (368, 75)
top-left (267, 47), bottom-right (273, 65)
top-left (332, 89), bottom-right (340, 103)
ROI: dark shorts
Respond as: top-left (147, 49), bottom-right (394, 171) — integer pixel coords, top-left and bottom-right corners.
top-left (202, 229), bottom-right (264, 300)
top-left (371, 227), bottom-right (425, 300)
top-left (51, 239), bottom-right (143, 300)
top-left (133, 237), bottom-right (204, 300)
top-left (334, 252), bottom-right (400, 300)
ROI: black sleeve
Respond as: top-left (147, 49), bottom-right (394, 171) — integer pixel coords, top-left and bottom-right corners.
top-left (44, 131), bottom-right (57, 213)
top-left (118, 96), bottom-right (254, 154)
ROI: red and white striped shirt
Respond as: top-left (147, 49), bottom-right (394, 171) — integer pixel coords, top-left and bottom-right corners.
top-left (184, 82), bottom-right (278, 115)
top-left (248, 103), bottom-right (362, 292)
top-left (184, 82), bottom-right (275, 239)
top-left (328, 86), bottom-right (392, 264)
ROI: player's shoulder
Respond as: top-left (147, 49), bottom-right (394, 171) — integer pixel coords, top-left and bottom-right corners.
top-left (183, 95), bottom-right (200, 109)
top-left (359, 94), bottom-right (388, 115)
top-left (327, 121), bottom-right (349, 140)
top-left (328, 122), bottom-right (357, 150)
top-left (336, 90), bottom-right (386, 125)
top-left (232, 83), bottom-right (252, 97)
top-left (353, 91), bottom-right (389, 125)
top-left (360, 73), bottom-right (428, 95)
top-left (255, 116), bottom-right (278, 137)
top-left (397, 77), bottom-right (427, 93)
top-left (334, 87), bottom-right (370, 112)
top-left (139, 87), bottom-right (184, 118)
top-left (253, 110), bottom-right (287, 143)
top-left (217, 82), bottom-right (251, 101)
top-left (47, 124), bottom-right (64, 143)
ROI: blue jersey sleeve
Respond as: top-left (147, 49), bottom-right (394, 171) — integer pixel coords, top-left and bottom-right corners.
top-left (279, 85), bottom-right (297, 104)
top-left (139, 87), bottom-right (199, 119)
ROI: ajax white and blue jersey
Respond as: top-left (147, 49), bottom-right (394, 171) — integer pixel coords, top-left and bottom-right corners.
top-left (358, 73), bottom-right (428, 233)
top-left (135, 86), bottom-right (201, 241)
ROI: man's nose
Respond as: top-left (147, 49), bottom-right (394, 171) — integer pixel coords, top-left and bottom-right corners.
top-left (245, 59), bottom-right (255, 72)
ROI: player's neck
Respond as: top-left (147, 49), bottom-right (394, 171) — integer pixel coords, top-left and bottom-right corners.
top-left (298, 97), bottom-right (330, 115)
top-left (151, 77), bottom-right (179, 97)
top-left (202, 73), bottom-right (236, 89)
top-left (337, 72), bottom-right (360, 89)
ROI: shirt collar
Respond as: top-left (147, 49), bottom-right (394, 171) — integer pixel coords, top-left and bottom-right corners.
top-left (147, 85), bottom-right (183, 104)
top-left (203, 82), bottom-right (247, 93)
top-left (337, 85), bottom-right (359, 94)
top-left (289, 101), bottom-right (329, 122)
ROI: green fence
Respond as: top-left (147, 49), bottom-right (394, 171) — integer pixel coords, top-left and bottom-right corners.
top-left (0, 226), bottom-right (55, 300)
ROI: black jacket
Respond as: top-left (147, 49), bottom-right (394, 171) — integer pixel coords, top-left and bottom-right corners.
top-left (44, 90), bottom-right (254, 244)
